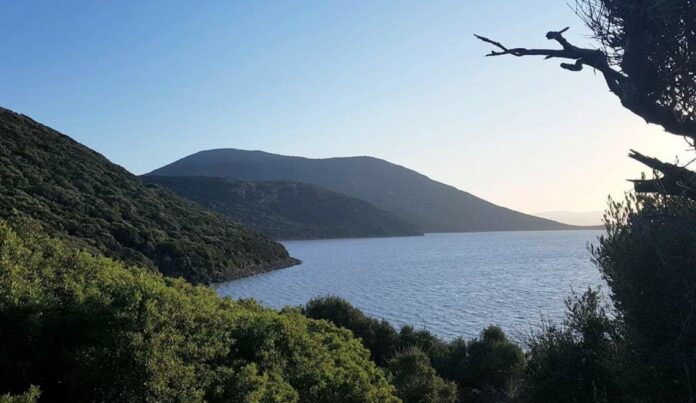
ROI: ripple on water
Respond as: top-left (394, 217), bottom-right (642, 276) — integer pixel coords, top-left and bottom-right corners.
top-left (216, 231), bottom-right (606, 340)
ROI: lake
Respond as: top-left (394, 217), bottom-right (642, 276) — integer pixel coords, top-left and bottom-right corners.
top-left (216, 230), bottom-right (606, 340)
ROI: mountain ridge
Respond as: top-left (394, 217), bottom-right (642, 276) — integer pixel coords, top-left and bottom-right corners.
top-left (147, 148), bottom-right (585, 233)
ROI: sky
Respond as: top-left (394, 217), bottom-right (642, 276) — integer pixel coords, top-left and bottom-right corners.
top-left (1, 1), bottom-right (689, 214)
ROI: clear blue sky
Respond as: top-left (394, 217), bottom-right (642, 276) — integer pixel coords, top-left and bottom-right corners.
top-left (0, 1), bottom-right (686, 213)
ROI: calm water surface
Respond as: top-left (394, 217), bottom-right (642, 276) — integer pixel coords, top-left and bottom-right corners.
top-left (216, 231), bottom-right (605, 340)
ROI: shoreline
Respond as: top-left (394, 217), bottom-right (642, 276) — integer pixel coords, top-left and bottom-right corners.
top-left (211, 256), bottom-right (302, 285)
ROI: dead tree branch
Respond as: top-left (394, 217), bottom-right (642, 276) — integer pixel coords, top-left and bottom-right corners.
top-left (475, 28), bottom-right (696, 201)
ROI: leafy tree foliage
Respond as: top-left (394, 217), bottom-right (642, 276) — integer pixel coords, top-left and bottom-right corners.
top-left (303, 296), bottom-right (525, 402)
top-left (0, 107), bottom-right (295, 284)
top-left (387, 348), bottom-right (458, 403)
top-left (592, 195), bottom-right (696, 402)
top-left (461, 326), bottom-right (525, 402)
top-left (576, 0), bottom-right (696, 139)
top-left (0, 220), bottom-right (398, 402)
top-left (304, 296), bottom-right (400, 366)
top-left (0, 387), bottom-right (40, 403)
top-left (521, 289), bottom-right (623, 403)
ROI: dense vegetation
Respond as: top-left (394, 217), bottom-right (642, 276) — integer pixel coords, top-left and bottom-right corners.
top-left (303, 296), bottom-right (525, 402)
top-left (2, 1), bottom-right (694, 400)
top-left (592, 195), bottom-right (696, 402)
top-left (143, 176), bottom-right (422, 240)
top-left (0, 108), bottom-right (296, 284)
top-left (0, 219), bottom-right (399, 402)
top-left (146, 149), bottom-right (581, 233)
top-left (518, 195), bottom-right (696, 403)
top-left (5, 198), bottom-right (689, 403)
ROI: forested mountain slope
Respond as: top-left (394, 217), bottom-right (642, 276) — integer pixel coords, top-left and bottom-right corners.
top-left (0, 108), bottom-right (296, 283)
top-left (148, 148), bottom-right (579, 232)
top-left (143, 175), bottom-right (423, 239)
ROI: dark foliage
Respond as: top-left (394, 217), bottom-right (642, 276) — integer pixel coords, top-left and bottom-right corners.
top-left (303, 296), bottom-right (399, 366)
top-left (0, 220), bottom-right (398, 402)
top-left (387, 348), bottom-right (458, 403)
top-left (146, 148), bottom-right (580, 233)
top-left (303, 296), bottom-right (525, 402)
top-left (592, 194), bottom-right (696, 402)
top-left (142, 175), bottom-right (423, 240)
top-left (522, 289), bottom-right (623, 403)
top-left (0, 107), bottom-right (296, 284)
top-left (576, 0), bottom-right (696, 139)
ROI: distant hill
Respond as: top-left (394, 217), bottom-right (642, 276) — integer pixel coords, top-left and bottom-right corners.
top-left (143, 176), bottom-right (423, 239)
top-left (534, 210), bottom-right (604, 227)
top-left (147, 149), bottom-right (582, 232)
top-left (0, 108), bottom-right (296, 284)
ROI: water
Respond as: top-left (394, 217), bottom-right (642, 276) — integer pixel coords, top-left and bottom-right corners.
top-left (216, 230), bottom-right (606, 340)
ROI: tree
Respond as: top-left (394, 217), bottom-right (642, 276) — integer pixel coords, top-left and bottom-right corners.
top-left (592, 194), bottom-right (696, 402)
top-left (0, 219), bottom-right (399, 402)
top-left (521, 289), bottom-right (623, 403)
top-left (476, 0), bottom-right (696, 199)
top-left (387, 348), bottom-right (458, 403)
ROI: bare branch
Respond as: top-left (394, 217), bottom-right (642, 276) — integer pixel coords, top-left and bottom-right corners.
top-left (629, 150), bottom-right (696, 200)
top-left (474, 28), bottom-right (696, 142)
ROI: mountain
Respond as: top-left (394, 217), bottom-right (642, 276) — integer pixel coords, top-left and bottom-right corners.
top-left (147, 149), bottom-right (583, 232)
top-left (142, 176), bottom-right (423, 239)
top-left (534, 210), bottom-right (604, 227)
top-left (0, 108), bottom-right (297, 283)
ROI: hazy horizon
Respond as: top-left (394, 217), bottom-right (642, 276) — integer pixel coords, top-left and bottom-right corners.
top-left (1, 1), bottom-right (688, 214)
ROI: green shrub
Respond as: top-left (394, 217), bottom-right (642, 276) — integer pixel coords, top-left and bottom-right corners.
top-left (304, 295), bottom-right (399, 366)
top-left (461, 326), bottom-right (525, 403)
top-left (521, 289), bottom-right (622, 403)
top-left (0, 220), bottom-right (398, 402)
top-left (303, 296), bottom-right (525, 403)
top-left (387, 348), bottom-right (457, 403)
top-left (0, 386), bottom-right (40, 403)
top-left (592, 194), bottom-right (696, 402)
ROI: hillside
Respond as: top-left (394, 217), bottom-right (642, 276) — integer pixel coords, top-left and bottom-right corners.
top-left (0, 108), bottom-right (297, 283)
top-left (147, 149), bottom-right (581, 232)
top-left (142, 176), bottom-right (423, 239)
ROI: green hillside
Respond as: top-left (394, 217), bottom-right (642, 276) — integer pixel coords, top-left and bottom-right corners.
top-left (143, 176), bottom-right (423, 239)
top-left (0, 108), bottom-right (296, 283)
top-left (0, 220), bottom-right (398, 402)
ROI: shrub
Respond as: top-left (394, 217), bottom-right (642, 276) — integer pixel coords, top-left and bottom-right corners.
top-left (387, 348), bottom-right (457, 403)
top-left (0, 220), bottom-right (398, 402)
top-left (592, 194), bottom-right (696, 402)
top-left (521, 289), bottom-right (622, 403)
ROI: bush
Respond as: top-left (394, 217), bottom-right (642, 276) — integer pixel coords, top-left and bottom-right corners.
top-left (461, 326), bottom-right (525, 403)
top-left (303, 296), bottom-right (525, 402)
top-left (304, 295), bottom-right (399, 366)
top-left (592, 194), bottom-right (696, 402)
top-left (521, 289), bottom-right (622, 403)
top-left (387, 348), bottom-right (457, 403)
top-left (0, 387), bottom-right (40, 403)
top-left (0, 220), bottom-right (398, 402)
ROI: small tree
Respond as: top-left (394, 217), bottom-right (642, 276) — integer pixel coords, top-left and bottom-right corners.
top-left (522, 289), bottom-right (623, 403)
top-left (387, 347), bottom-right (458, 403)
